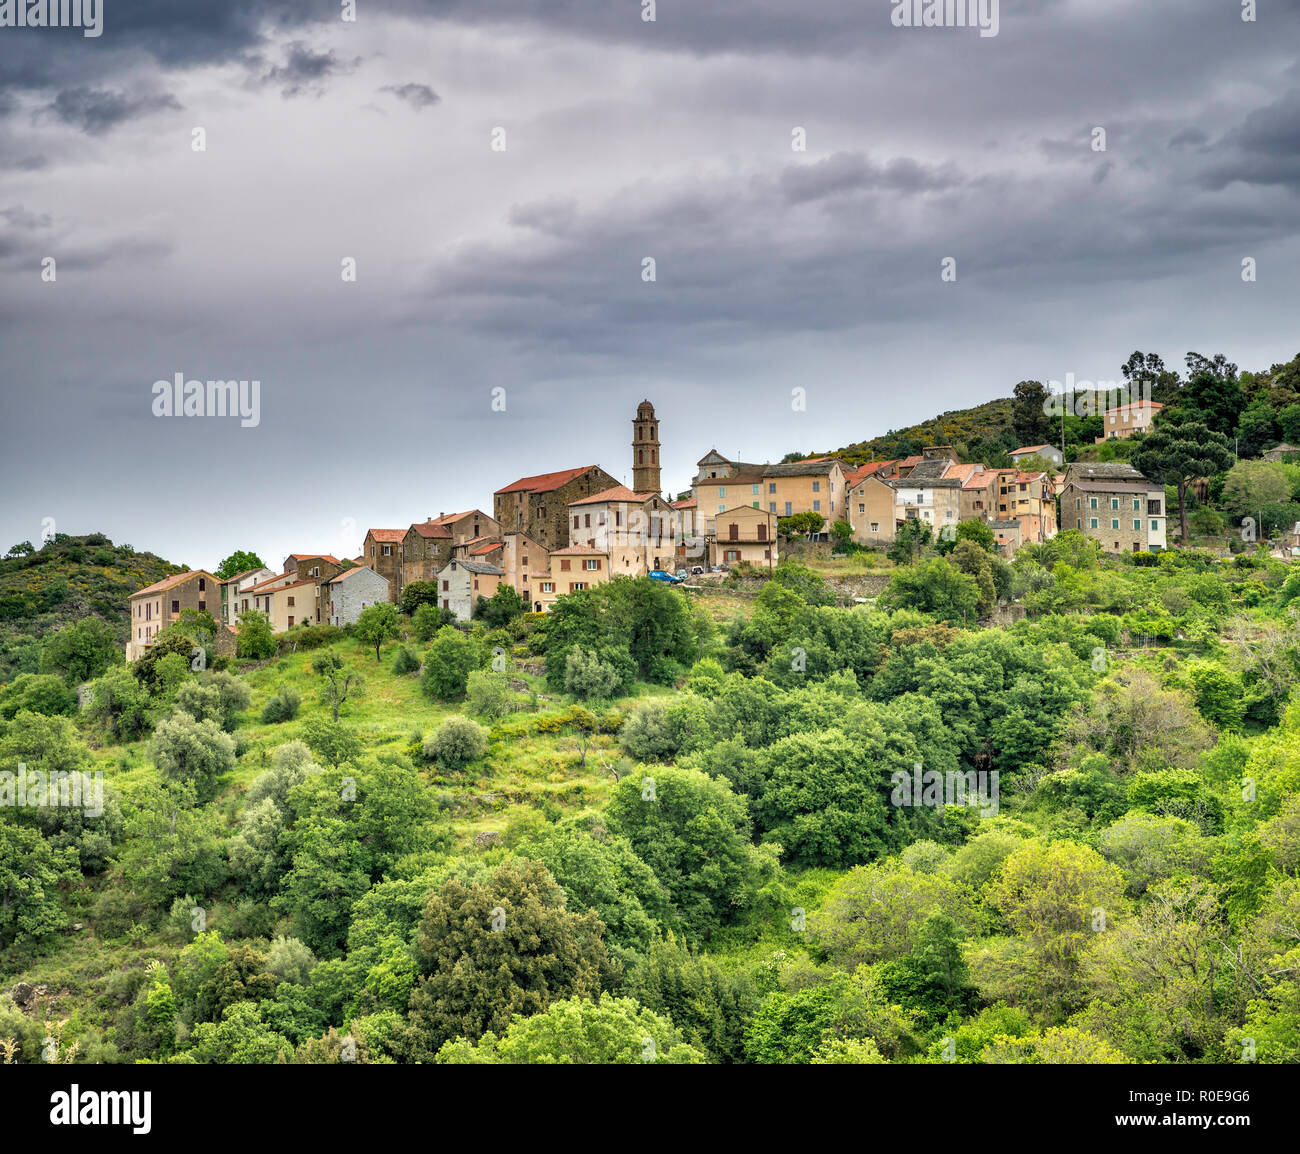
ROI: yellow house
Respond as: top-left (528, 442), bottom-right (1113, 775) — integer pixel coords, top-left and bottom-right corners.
top-left (537, 545), bottom-right (610, 611)
top-left (247, 576), bottom-right (318, 632)
top-left (566, 486), bottom-right (679, 576)
top-left (711, 506), bottom-right (778, 569)
top-left (127, 570), bottom-right (219, 660)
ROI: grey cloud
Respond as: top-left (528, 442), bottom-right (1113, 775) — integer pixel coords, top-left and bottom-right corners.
top-left (380, 82), bottom-right (440, 109)
top-left (45, 87), bottom-right (181, 134)
top-left (258, 42), bottom-right (359, 97)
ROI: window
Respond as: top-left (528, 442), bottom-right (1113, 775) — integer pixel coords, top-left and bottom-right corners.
top-left (1090, 518), bottom-right (1098, 529)
top-left (442, 580), bottom-right (449, 591)
top-left (1132, 499), bottom-right (1140, 511)
top-left (718, 487), bottom-right (726, 497)
top-left (768, 483), bottom-right (776, 494)
top-left (758, 524), bottom-right (767, 541)
top-left (1089, 497), bottom-right (1098, 509)
top-left (573, 515), bottom-right (580, 529)
top-left (1133, 520), bottom-right (1141, 531)
top-left (812, 481), bottom-right (820, 493)
top-left (729, 523), bottom-right (739, 541)
top-left (287, 596), bottom-right (295, 607)
top-left (585, 559), bottom-right (599, 571)
top-left (172, 600), bottom-right (179, 613)
top-left (198, 600), bottom-right (205, 611)
top-left (870, 522), bottom-right (879, 532)
top-left (784, 502), bottom-right (792, 516)
top-left (288, 616), bottom-right (294, 627)
top-left (769, 502), bottom-right (777, 513)
top-left (718, 503), bottom-right (726, 513)
top-left (752, 484), bottom-right (759, 495)
top-left (1148, 499), bottom-right (1161, 515)
top-left (1019, 483), bottom-right (1027, 492)
top-left (1076, 519), bottom-right (1082, 529)
top-left (1151, 520), bottom-right (1159, 532)
top-left (858, 503), bottom-right (865, 513)
top-left (570, 582), bottom-right (586, 592)
top-left (560, 559), bottom-right (571, 571)
top-left (541, 582), bottom-right (554, 594)
top-left (443, 599), bottom-right (449, 610)
top-left (1111, 498), bottom-right (1119, 510)
top-left (1111, 518), bottom-right (1120, 530)
top-left (813, 500), bottom-right (821, 512)
top-left (382, 544), bottom-right (392, 556)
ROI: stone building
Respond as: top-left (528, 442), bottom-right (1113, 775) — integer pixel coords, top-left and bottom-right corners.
top-left (127, 570), bottom-right (220, 660)
top-left (631, 400), bottom-right (663, 495)
top-left (494, 465), bottom-right (620, 550)
top-left (323, 565), bottom-right (392, 626)
top-left (435, 558), bottom-right (505, 621)
top-left (362, 530), bottom-right (406, 599)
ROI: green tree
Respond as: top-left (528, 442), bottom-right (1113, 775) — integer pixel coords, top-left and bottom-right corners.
top-left (473, 583), bottom-right (525, 628)
top-left (39, 618), bottom-right (122, 685)
top-left (0, 824), bottom-right (78, 949)
top-left (354, 602), bottom-right (402, 663)
top-left (150, 713), bottom-right (237, 802)
top-left (605, 766), bottom-right (774, 941)
top-left (402, 858), bottom-right (615, 1059)
top-left (411, 602), bottom-right (453, 642)
top-left (1012, 379), bottom-right (1052, 446)
top-left (886, 518), bottom-right (933, 565)
top-left (421, 627), bottom-right (482, 701)
top-left (298, 718), bottom-right (362, 770)
top-left (0, 673), bottom-right (77, 719)
top-left (400, 580), bottom-right (442, 614)
top-left (312, 652), bottom-right (364, 722)
top-left (563, 646), bottom-right (624, 701)
top-left (880, 557), bottom-right (980, 624)
top-left (215, 551), bottom-right (266, 580)
top-left (235, 609), bottom-right (277, 660)
top-left (423, 716), bottom-right (488, 770)
top-left (1220, 460), bottom-right (1292, 519)
top-left (1132, 415), bottom-right (1234, 543)
top-left (436, 995), bottom-right (706, 1064)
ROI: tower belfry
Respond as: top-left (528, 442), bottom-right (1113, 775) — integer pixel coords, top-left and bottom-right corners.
top-left (631, 400), bottom-right (661, 495)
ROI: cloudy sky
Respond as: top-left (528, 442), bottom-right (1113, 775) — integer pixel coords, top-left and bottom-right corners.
top-left (2, 0), bottom-right (1298, 570)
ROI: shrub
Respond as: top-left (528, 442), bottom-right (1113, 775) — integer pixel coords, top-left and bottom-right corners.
top-left (392, 646), bottom-right (421, 676)
top-left (421, 627), bottom-right (482, 701)
top-left (261, 685), bottom-right (302, 724)
top-left (423, 716), bottom-right (488, 771)
top-left (466, 670), bottom-right (512, 718)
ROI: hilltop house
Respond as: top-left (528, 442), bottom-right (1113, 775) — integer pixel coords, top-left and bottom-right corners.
top-left (994, 470), bottom-right (1058, 544)
top-left (566, 485), bottom-right (680, 576)
top-left (1096, 401), bottom-right (1163, 441)
top-left (1061, 462), bottom-right (1167, 553)
top-left (219, 567), bottom-right (274, 629)
top-left (712, 506), bottom-right (778, 569)
top-left (245, 573), bottom-right (318, 632)
top-left (436, 558), bottom-right (505, 621)
top-left (127, 570), bottom-right (219, 661)
top-left (537, 545), bottom-right (610, 611)
top-left (494, 466), bottom-right (620, 551)
top-left (324, 566), bottom-right (391, 626)
top-left (1010, 444), bottom-right (1065, 468)
top-left (362, 530), bottom-right (406, 599)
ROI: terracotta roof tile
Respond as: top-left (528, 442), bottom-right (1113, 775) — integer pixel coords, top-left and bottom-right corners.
top-left (496, 466), bottom-right (600, 495)
top-left (131, 570), bottom-right (216, 598)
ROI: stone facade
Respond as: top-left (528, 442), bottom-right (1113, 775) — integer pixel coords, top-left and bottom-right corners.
top-left (362, 530), bottom-right (405, 599)
top-left (324, 565), bottom-right (392, 626)
top-left (436, 559), bottom-right (505, 621)
top-left (494, 465), bottom-right (620, 551)
top-left (1062, 476), bottom-right (1167, 553)
top-left (127, 570), bottom-right (220, 661)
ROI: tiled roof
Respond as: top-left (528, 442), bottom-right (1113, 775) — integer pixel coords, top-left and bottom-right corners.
top-left (671, 498), bottom-right (697, 509)
top-left (1104, 401), bottom-right (1163, 414)
top-left (568, 485), bottom-right (659, 506)
top-left (1067, 481), bottom-right (1160, 494)
top-left (762, 460), bottom-right (839, 477)
top-left (1011, 444), bottom-right (1054, 454)
top-left (246, 573), bottom-right (296, 593)
top-left (443, 559), bottom-right (505, 576)
top-left (254, 579), bottom-right (316, 594)
top-left (548, 545), bottom-right (609, 556)
top-left (324, 566), bottom-right (378, 584)
top-left (496, 466), bottom-right (600, 495)
top-left (289, 554), bottom-right (341, 564)
top-left (131, 570), bottom-right (214, 598)
top-left (366, 528), bottom-right (406, 543)
top-left (410, 520), bottom-right (453, 539)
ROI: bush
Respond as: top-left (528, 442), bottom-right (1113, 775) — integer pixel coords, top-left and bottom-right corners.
top-left (412, 603), bottom-right (453, 643)
top-left (423, 716), bottom-right (488, 771)
top-left (564, 647), bottom-right (625, 701)
top-left (393, 646), bottom-right (421, 676)
top-left (261, 685), bottom-right (302, 724)
top-left (466, 670), bottom-right (512, 718)
top-left (421, 627), bottom-right (482, 701)
top-left (150, 713), bottom-right (237, 801)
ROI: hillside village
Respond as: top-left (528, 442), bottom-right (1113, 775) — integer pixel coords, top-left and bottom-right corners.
top-left (125, 392), bottom-right (1270, 663)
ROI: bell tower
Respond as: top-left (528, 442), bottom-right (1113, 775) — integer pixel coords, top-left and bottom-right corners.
top-left (631, 399), bottom-right (661, 495)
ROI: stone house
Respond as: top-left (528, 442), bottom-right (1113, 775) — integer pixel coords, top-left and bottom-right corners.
top-left (1010, 444), bottom-right (1065, 468)
top-left (435, 559), bottom-right (505, 621)
top-left (494, 466), bottom-right (620, 550)
top-left (401, 519), bottom-right (453, 590)
top-left (323, 565), bottom-right (392, 626)
top-left (127, 570), bottom-right (220, 660)
top-left (1061, 473), bottom-right (1168, 553)
top-left (362, 529), bottom-right (406, 599)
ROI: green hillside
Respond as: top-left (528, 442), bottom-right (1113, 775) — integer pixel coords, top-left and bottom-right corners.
top-left (798, 397), bottom-right (1017, 466)
top-left (0, 535), bottom-right (185, 678)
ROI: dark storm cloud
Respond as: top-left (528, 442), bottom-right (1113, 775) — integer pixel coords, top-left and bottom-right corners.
top-left (380, 82), bottom-right (440, 109)
top-left (257, 41), bottom-right (359, 98)
top-left (44, 86), bottom-right (181, 134)
top-left (1199, 88), bottom-right (1300, 190)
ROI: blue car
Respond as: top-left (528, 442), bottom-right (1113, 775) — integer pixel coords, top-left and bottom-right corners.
top-left (647, 570), bottom-right (680, 584)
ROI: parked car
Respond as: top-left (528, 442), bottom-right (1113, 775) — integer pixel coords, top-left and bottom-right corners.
top-left (675, 569), bottom-right (688, 581)
top-left (647, 570), bottom-right (681, 583)
top-left (690, 566), bottom-right (705, 575)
